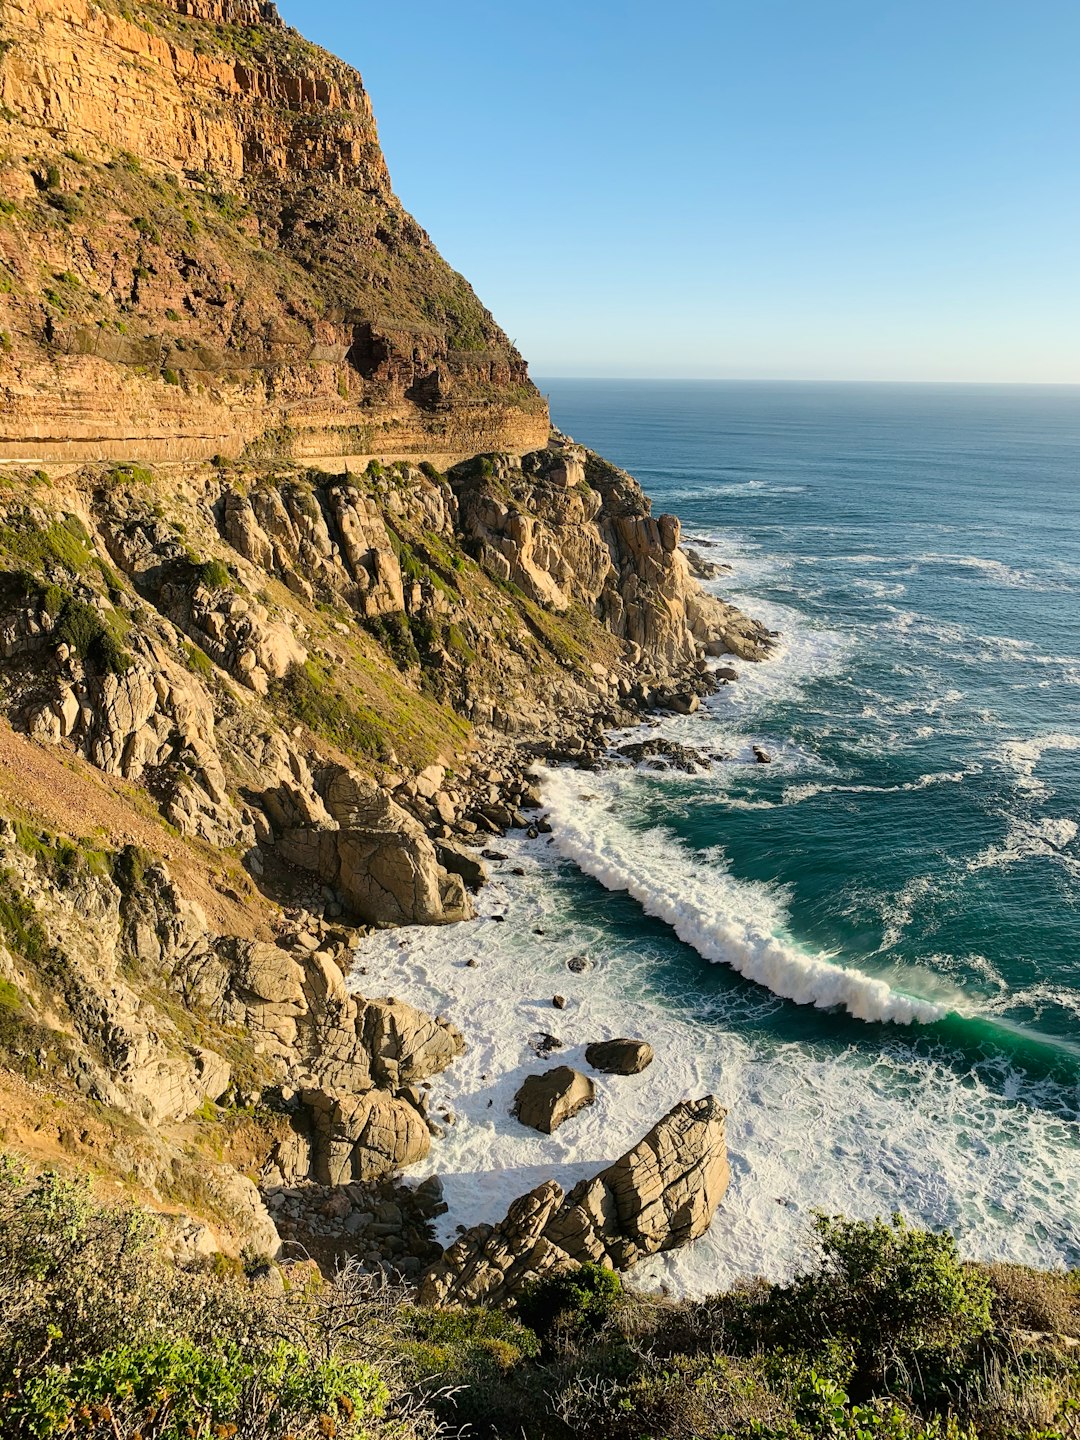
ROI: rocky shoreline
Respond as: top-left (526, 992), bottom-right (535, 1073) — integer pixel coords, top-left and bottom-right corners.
top-left (0, 0), bottom-right (777, 1304)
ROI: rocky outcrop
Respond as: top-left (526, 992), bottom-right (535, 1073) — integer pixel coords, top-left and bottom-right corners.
top-left (585, 1038), bottom-right (655, 1075)
top-left (419, 1097), bottom-right (730, 1306)
top-left (513, 1067), bottom-right (595, 1135)
top-left (0, 0), bottom-right (548, 465)
top-left (277, 767), bottom-right (472, 927)
top-left (300, 1088), bottom-right (430, 1186)
top-left (451, 441), bottom-right (774, 682)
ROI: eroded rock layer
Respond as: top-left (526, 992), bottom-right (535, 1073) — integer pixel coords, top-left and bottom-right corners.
top-left (0, 0), bottom-right (548, 463)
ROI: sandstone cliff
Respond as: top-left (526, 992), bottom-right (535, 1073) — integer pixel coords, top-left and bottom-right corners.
top-left (0, 0), bottom-right (548, 464)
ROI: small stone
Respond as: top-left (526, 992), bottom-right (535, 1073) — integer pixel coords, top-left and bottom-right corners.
top-left (552, 995), bottom-right (567, 1009)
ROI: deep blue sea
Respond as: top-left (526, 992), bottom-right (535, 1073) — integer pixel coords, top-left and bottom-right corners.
top-left (361, 381), bottom-right (1080, 1291)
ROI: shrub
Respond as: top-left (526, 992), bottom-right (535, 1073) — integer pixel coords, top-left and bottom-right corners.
top-left (518, 1261), bottom-right (623, 1341)
top-left (981, 1262), bottom-right (1080, 1340)
top-left (191, 557), bottom-right (231, 590)
top-left (719, 1215), bottom-right (995, 1403)
top-left (12, 1335), bottom-right (388, 1440)
top-left (365, 611), bottom-right (419, 671)
top-left (162, 365), bottom-right (181, 386)
top-left (54, 594), bottom-right (131, 674)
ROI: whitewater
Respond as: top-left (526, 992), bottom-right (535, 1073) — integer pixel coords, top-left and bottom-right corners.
top-left (351, 380), bottom-right (1080, 1293)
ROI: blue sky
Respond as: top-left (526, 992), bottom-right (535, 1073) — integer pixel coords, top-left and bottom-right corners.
top-left (279, 1), bottom-right (1079, 382)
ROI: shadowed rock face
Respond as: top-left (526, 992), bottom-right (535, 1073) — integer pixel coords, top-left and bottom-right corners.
top-left (418, 1097), bottom-right (731, 1306)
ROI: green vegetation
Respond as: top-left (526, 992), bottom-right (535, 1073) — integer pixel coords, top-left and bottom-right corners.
top-left (0, 868), bottom-right (48, 968)
top-left (183, 641), bottom-right (215, 679)
top-left (161, 365), bottom-right (181, 385)
top-left (0, 512), bottom-right (95, 576)
top-left (365, 611), bottom-right (420, 671)
top-left (0, 1161), bottom-right (397, 1439)
top-left (272, 658), bottom-right (388, 761)
top-left (0, 1178), bottom-right (1075, 1440)
top-left (103, 463), bottom-right (154, 487)
top-left (191, 557), bottom-right (232, 591)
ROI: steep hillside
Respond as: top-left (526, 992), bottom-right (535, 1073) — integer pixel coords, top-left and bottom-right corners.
top-left (0, 0), bottom-right (547, 463)
top-left (0, 0), bottom-right (773, 1281)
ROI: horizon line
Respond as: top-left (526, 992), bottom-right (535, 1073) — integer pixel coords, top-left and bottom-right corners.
top-left (531, 374), bottom-right (1080, 388)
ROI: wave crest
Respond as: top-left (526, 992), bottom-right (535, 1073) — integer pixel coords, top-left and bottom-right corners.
top-left (541, 768), bottom-right (950, 1026)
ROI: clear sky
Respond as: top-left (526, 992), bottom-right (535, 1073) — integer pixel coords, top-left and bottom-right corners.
top-left (278, 0), bottom-right (1079, 383)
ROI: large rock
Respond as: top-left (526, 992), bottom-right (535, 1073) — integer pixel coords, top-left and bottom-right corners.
top-left (419, 1096), bottom-right (730, 1306)
top-left (514, 1066), bottom-right (595, 1134)
top-left (301, 1087), bottom-right (431, 1185)
top-left (277, 767), bottom-right (474, 927)
top-left (585, 1038), bottom-right (654, 1075)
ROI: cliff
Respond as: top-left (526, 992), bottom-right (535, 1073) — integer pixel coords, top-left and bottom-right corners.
top-left (0, 0), bottom-right (773, 1266)
top-left (0, 0), bottom-right (548, 464)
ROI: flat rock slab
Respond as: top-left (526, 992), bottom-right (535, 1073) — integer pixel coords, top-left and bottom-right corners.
top-left (514, 1066), bottom-right (595, 1134)
top-left (585, 1038), bottom-right (654, 1075)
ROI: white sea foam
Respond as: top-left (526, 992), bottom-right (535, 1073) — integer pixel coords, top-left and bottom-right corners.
top-left (779, 769), bottom-right (974, 808)
top-left (350, 841), bottom-right (1080, 1294)
top-left (540, 767), bottom-right (949, 1025)
top-left (916, 552), bottom-right (1037, 588)
top-left (994, 733), bottom-right (1080, 797)
top-left (969, 816), bottom-right (1080, 875)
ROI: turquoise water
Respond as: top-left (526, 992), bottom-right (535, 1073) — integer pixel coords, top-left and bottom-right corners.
top-left (363, 382), bottom-right (1080, 1288)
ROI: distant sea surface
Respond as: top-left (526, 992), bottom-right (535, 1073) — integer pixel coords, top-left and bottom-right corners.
top-left (360, 381), bottom-right (1080, 1291)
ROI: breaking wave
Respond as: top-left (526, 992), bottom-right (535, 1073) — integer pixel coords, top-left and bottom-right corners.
top-left (541, 768), bottom-right (951, 1026)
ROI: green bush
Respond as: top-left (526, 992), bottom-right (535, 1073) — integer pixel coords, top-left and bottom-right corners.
top-left (518, 1261), bottom-right (623, 1340)
top-left (191, 557), bottom-right (232, 590)
top-left (13, 1335), bottom-right (388, 1439)
top-left (54, 595), bottom-right (130, 674)
top-left (161, 365), bottom-right (181, 386)
top-left (714, 1215), bottom-right (995, 1403)
top-left (365, 611), bottom-right (419, 671)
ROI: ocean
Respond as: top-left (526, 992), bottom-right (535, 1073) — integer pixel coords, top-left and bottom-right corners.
top-left (355, 380), bottom-right (1080, 1292)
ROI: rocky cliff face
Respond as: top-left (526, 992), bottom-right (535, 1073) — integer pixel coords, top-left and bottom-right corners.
top-left (0, 0), bottom-right (548, 464)
top-left (0, 0), bottom-right (767, 1280)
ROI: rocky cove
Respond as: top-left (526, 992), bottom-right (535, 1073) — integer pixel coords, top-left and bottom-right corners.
top-left (0, 427), bottom-right (772, 1286)
top-left (0, 0), bottom-right (787, 1300)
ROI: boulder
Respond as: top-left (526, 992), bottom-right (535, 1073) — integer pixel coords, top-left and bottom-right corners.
top-left (301, 1088), bottom-right (431, 1185)
top-left (585, 1038), bottom-right (654, 1075)
top-left (420, 1097), bottom-right (730, 1306)
top-left (663, 692), bottom-right (701, 715)
top-left (435, 842), bottom-right (488, 892)
top-left (514, 1066), bottom-right (595, 1134)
